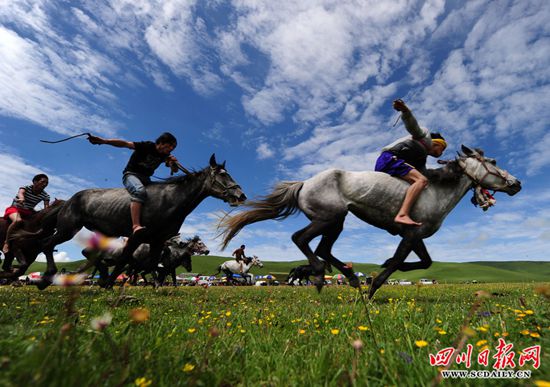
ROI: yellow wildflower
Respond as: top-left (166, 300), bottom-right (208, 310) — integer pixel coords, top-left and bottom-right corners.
top-left (134, 377), bottom-right (152, 387)
top-left (129, 308), bottom-right (150, 323)
top-left (476, 340), bottom-right (488, 347)
top-left (358, 326), bottom-right (369, 331)
top-left (530, 332), bottom-right (541, 338)
top-left (520, 329), bottom-right (530, 335)
top-left (415, 340), bottom-right (428, 348)
top-left (187, 328), bottom-right (196, 334)
top-left (182, 363), bottom-right (195, 372)
top-left (299, 329), bottom-right (306, 334)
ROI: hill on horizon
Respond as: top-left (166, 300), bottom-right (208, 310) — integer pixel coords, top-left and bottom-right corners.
top-left (24, 258), bottom-right (550, 284)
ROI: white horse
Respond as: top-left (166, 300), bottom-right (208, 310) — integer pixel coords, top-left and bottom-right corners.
top-left (219, 145), bottom-right (521, 297)
top-left (213, 255), bottom-right (264, 284)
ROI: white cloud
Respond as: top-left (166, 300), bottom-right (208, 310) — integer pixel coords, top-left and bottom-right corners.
top-left (36, 251), bottom-right (73, 263)
top-left (257, 142), bottom-right (274, 159)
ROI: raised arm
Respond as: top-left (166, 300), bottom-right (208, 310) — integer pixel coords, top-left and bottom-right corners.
top-left (393, 99), bottom-right (428, 140)
top-left (87, 134), bottom-right (134, 149)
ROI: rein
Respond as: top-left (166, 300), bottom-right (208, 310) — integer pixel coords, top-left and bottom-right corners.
top-left (458, 155), bottom-right (513, 191)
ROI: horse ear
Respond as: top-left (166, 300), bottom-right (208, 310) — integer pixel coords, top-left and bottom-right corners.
top-left (209, 154), bottom-right (217, 168)
top-left (461, 145), bottom-right (475, 156)
top-left (222, 160), bottom-right (226, 169)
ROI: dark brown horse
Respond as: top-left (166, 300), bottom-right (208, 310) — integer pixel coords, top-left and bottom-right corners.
top-left (30, 154), bottom-right (245, 289)
top-left (0, 200), bottom-right (65, 281)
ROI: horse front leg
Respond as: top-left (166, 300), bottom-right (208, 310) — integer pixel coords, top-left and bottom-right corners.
top-left (291, 221), bottom-right (333, 292)
top-left (394, 240), bottom-right (432, 272)
top-left (36, 246), bottom-right (57, 290)
top-left (1, 251), bottom-right (15, 272)
top-left (368, 237), bottom-right (415, 299)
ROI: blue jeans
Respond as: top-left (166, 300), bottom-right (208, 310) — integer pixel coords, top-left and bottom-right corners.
top-left (123, 173), bottom-right (149, 203)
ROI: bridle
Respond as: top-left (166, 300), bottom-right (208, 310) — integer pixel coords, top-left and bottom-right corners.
top-left (458, 154), bottom-right (515, 191)
top-left (209, 168), bottom-right (242, 196)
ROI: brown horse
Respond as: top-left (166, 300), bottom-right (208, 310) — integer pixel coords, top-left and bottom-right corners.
top-left (0, 200), bottom-right (65, 281)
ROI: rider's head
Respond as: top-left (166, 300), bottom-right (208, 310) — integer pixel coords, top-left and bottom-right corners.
top-left (155, 132), bottom-right (177, 155)
top-left (429, 132), bottom-right (447, 158)
top-left (32, 174), bottom-right (49, 191)
top-left (241, 244), bottom-right (245, 249)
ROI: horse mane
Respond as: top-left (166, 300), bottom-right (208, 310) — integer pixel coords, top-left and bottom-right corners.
top-left (149, 168), bottom-right (202, 186)
top-left (425, 159), bottom-right (462, 184)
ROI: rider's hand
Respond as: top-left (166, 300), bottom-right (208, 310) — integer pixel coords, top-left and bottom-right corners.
top-left (392, 99), bottom-right (410, 113)
top-left (166, 155), bottom-right (179, 175)
top-left (87, 135), bottom-right (104, 145)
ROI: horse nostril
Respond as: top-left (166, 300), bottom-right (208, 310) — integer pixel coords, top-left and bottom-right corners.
top-left (205, 250), bottom-right (210, 255)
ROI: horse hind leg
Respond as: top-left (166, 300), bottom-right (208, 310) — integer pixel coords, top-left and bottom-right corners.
top-left (313, 219), bottom-right (360, 289)
top-left (291, 220), bottom-right (333, 292)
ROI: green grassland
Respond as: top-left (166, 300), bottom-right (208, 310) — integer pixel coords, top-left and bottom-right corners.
top-left (27, 258), bottom-right (550, 283)
top-left (0, 283), bottom-right (548, 386)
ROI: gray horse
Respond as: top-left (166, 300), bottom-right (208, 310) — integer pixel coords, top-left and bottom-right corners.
top-left (32, 154), bottom-right (245, 288)
top-left (219, 146), bottom-right (521, 297)
top-left (82, 234), bottom-right (209, 287)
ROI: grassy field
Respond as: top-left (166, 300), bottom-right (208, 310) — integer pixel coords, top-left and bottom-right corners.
top-left (27, 258), bottom-right (550, 284)
top-left (0, 283), bottom-right (548, 386)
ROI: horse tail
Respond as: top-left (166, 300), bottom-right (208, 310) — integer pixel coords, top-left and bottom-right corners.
top-left (218, 181), bottom-right (304, 249)
top-left (212, 265), bottom-right (222, 277)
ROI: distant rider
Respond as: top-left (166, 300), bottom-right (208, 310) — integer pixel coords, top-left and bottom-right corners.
top-left (232, 244), bottom-right (248, 274)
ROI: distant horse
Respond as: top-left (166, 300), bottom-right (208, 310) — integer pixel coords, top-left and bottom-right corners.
top-left (0, 200), bottom-right (65, 281)
top-left (219, 146), bottom-right (521, 298)
top-left (213, 255), bottom-right (263, 285)
top-left (155, 235), bottom-right (210, 286)
top-left (12, 154), bottom-right (245, 289)
top-left (82, 234), bottom-right (209, 287)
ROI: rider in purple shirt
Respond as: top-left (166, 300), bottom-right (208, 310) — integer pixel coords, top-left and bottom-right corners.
top-left (375, 99), bottom-right (447, 226)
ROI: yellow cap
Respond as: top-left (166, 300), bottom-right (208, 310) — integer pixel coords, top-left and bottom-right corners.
top-left (432, 138), bottom-right (447, 149)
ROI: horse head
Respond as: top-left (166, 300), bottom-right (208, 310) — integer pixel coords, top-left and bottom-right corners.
top-left (251, 255), bottom-right (264, 268)
top-left (187, 235), bottom-right (210, 255)
top-left (458, 145), bottom-right (521, 196)
top-left (208, 154), bottom-right (247, 207)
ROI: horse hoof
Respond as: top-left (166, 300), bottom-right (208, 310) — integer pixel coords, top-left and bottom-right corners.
top-left (36, 279), bottom-right (52, 290)
top-left (348, 276), bottom-right (361, 289)
top-left (315, 282), bottom-right (324, 293)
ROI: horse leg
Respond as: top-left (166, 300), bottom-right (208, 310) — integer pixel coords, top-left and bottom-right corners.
top-left (170, 269), bottom-right (177, 286)
top-left (313, 219), bottom-right (360, 288)
top-left (291, 221), bottom-right (333, 291)
top-left (393, 240), bottom-right (432, 272)
top-left (105, 235), bottom-right (142, 288)
top-left (1, 251), bottom-right (15, 272)
top-left (0, 246), bottom-right (30, 280)
top-left (368, 237), bottom-right (415, 299)
top-left (36, 248), bottom-right (58, 290)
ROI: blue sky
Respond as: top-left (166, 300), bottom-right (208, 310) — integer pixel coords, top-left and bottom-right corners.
top-left (0, 0), bottom-right (549, 264)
